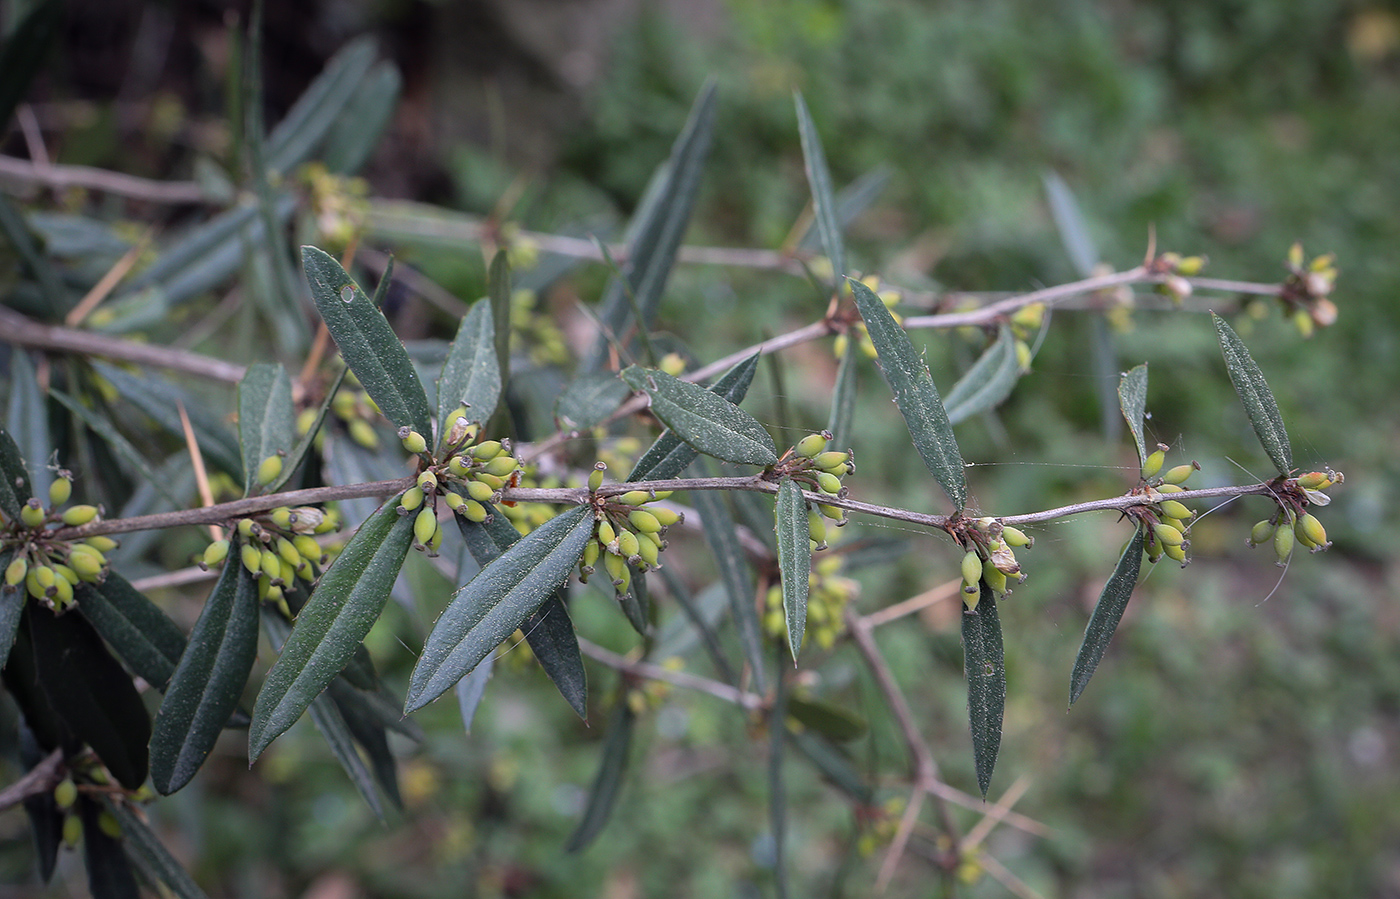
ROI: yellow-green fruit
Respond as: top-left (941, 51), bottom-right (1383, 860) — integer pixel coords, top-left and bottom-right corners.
top-left (414, 508), bottom-right (438, 546)
top-left (314, 509), bottom-right (341, 534)
top-left (1153, 522), bottom-right (1186, 546)
top-left (400, 429), bottom-right (428, 455)
top-left (20, 501), bottom-right (46, 528)
top-left (1155, 483), bottom-right (1185, 494)
top-left (293, 535), bottom-right (325, 565)
top-left (463, 500), bottom-right (488, 523)
top-left (238, 518), bottom-right (257, 538)
top-left (5, 557), bottom-right (28, 586)
top-left (597, 519), bottom-right (617, 547)
top-left (1249, 520), bottom-right (1275, 547)
top-left (52, 562), bottom-right (80, 585)
top-left (84, 535), bottom-right (118, 553)
top-left (275, 537), bottom-right (301, 568)
top-left (25, 568), bottom-right (46, 600)
top-left (54, 778), bottom-right (77, 810)
top-left (1141, 449), bottom-right (1165, 480)
top-left (1274, 522), bottom-right (1295, 565)
top-left (818, 503), bottom-right (846, 523)
top-left (448, 456), bottom-right (471, 477)
top-left (1163, 464), bottom-right (1196, 486)
top-left (474, 472), bottom-right (505, 490)
top-left (604, 550), bottom-right (628, 587)
top-left (812, 451), bottom-right (850, 472)
top-left (261, 548), bottom-right (283, 584)
top-left (51, 576), bottom-right (73, 607)
top-left (62, 813), bottom-right (82, 848)
top-left (1001, 526), bottom-right (1033, 548)
top-left (588, 466), bottom-right (605, 492)
top-left (616, 528), bottom-right (641, 560)
top-left (296, 407), bottom-right (317, 436)
top-left (399, 486), bottom-right (424, 512)
top-left (582, 539), bottom-right (600, 571)
top-left (1298, 513), bottom-right (1328, 549)
top-left (617, 490), bottom-right (651, 506)
top-left (269, 507), bottom-right (295, 530)
top-left (649, 506), bottom-right (681, 527)
top-left (48, 477), bottom-right (72, 507)
top-left (464, 479), bottom-right (494, 503)
top-left (636, 535), bottom-right (661, 568)
top-left (1297, 471), bottom-right (1333, 490)
top-left (960, 551), bottom-right (982, 592)
top-left (628, 509), bottom-right (662, 534)
top-left (795, 433), bottom-right (828, 459)
top-left (428, 521), bottom-right (445, 553)
top-left (470, 441), bottom-right (503, 460)
top-left (1163, 542), bottom-right (1188, 563)
top-left (98, 811), bottom-right (121, 839)
top-left (66, 547), bottom-right (104, 580)
top-left (295, 559), bottom-right (315, 582)
top-left (982, 558), bottom-right (1008, 594)
top-left (816, 472), bottom-right (843, 495)
top-left (256, 454), bottom-right (284, 486)
top-left (61, 505), bottom-right (99, 526)
top-left (417, 470), bottom-right (438, 491)
top-left (483, 456), bottom-right (518, 478)
top-left (1159, 500), bottom-right (1194, 521)
top-left (1015, 340), bottom-right (1033, 372)
top-left (241, 543), bottom-right (262, 575)
top-left (808, 511), bottom-right (828, 547)
top-left (348, 419), bottom-right (380, 449)
top-left (443, 491), bottom-right (465, 513)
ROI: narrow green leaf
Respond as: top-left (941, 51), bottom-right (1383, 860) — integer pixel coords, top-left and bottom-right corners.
top-left (487, 250), bottom-right (512, 393)
top-left (795, 92), bottom-right (844, 286)
top-left (627, 353), bottom-right (759, 482)
top-left (691, 461), bottom-right (766, 692)
top-left (769, 663), bottom-right (789, 899)
top-left (322, 60), bottom-right (401, 175)
top-left (91, 362), bottom-right (244, 482)
top-left (325, 677), bottom-right (423, 741)
top-left (49, 389), bottom-right (177, 506)
top-left (797, 166), bottom-right (891, 254)
top-left (455, 653), bottom-right (494, 733)
top-left (0, 555), bottom-right (20, 671)
top-left (787, 728), bottom-right (873, 804)
top-left (79, 798), bottom-right (140, 899)
top-left (1070, 524), bottom-right (1146, 707)
top-left (0, 0), bottom-right (62, 134)
top-left (28, 605), bottom-right (150, 789)
top-left (456, 512), bottom-right (588, 718)
top-left (775, 478), bottom-right (810, 663)
top-left (77, 573), bottom-right (187, 691)
top-left (121, 203), bottom-right (273, 305)
top-left (407, 507), bottom-right (592, 712)
top-left (621, 366), bottom-right (776, 467)
top-left (850, 278), bottom-right (967, 509)
top-left (944, 326), bottom-right (1022, 425)
top-left (554, 371), bottom-right (629, 432)
top-left (331, 689), bottom-right (403, 810)
top-left (1043, 172), bottom-right (1099, 278)
top-left (307, 693), bottom-right (386, 819)
top-left (437, 299), bottom-right (501, 438)
top-left (302, 246), bottom-right (434, 440)
top-left (654, 568), bottom-right (735, 683)
top-left (7, 350), bottom-right (52, 497)
top-left (787, 695), bottom-right (868, 742)
top-left (616, 563), bottom-right (650, 636)
top-left (586, 80), bottom-right (717, 369)
top-left (265, 37), bottom-right (379, 173)
top-left (250, 498), bottom-right (415, 761)
top-left (107, 802), bottom-right (211, 899)
top-left (1117, 364), bottom-right (1149, 467)
top-left (0, 428), bottom-right (30, 518)
top-left (238, 363), bottom-right (295, 494)
top-left (151, 562), bottom-right (260, 794)
top-left (265, 366), bottom-right (349, 495)
top-left (565, 696), bottom-right (635, 852)
top-left (962, 584), bottom-right (1005, 797)
top-left (826, 339), bottom-right (858, 451)
top-left (0, 193), bottom-right (67, 317)
top-left (1090, 317), bottom-right (1123, 443)
top-left (1212, 313), bottom-right (1293, 476)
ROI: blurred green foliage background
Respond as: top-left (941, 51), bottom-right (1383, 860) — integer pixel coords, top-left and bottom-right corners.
top-left (3, 0), bottom-right (1399, 896)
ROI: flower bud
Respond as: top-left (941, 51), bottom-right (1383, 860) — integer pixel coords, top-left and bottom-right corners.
top-left (399, 427), bottom-right (428, 455)
top-left (48, 476), bottom-right (72, 507)
top-left (256, 454), bottom-right (284, 486)
top-left (414, 508), bottom-right (438, 547)
top-left (1141, 449), bottom-right (1165, 480)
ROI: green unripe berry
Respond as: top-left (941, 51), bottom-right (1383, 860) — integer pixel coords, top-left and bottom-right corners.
top-left (1158, 500), bottom-right (1194, 521)
top-left (1297, 471), bottom-right (1334, 490)
top-left (417, 470), bottom-right (438, 491)
top-left (808, 511), bottom-right (828, 548)
top-left (465, 479), bottom-right (495, 503)
top-left (1249, 520), bottom-right (1276, 547)
top-left (62, 813), bottom-right (82, 849)
top-left (269, 507), bottom-right (295, 530)
top-left (637, 534), bottom-right (661, 568)
top-left (604, 551), bottom-right (629, 591)
top-left (1163, 463), bottom-right (1198, 485)
top-left (238, 518), bottom-right (257, 538)
top-left (293, 535), bottom-right (325, 565)
top-left (649, 506), bottom-right (682, 527)
top-left (5, 557), bottom-right (28, 587)
top-left (470, 441), bottom-right (503, 460)
top-left (313, 508), bottom-right (341, 534)
top-left (48, 477), bottom-right (72, 507)
top-left (241, 543), bottom-right (263, 575)
top-left (1155, 483), bottom-right (1185, 494)
top-left (1298, 513), bottom-right (1328, 550)
top-left (66, 546), bottom-right (105, 580)
top-left (1153, 522), bottom-right (1186, 546)
top-left (51, 575), bottom-right (73, 607)
top-left (448, 456), bottom-right (471, 477)
top-left (795, 433), bottom-right (829, 459)
top-left (256, 454), bottom-right (284, 486)
top-left (61, 504), bottom-right (99, 526)
top-left (816, 471), bottom-right (843, 495)
top-left (399, 427), bottom-right (428, 455)
top-left (588, 464), bottom-right (605, 492)
top-left (84, 535), bottom-right (118, 553)
top-left (414, 508), bottom-right (438, 546)
top-left (20, 500), bottom-right (46, 528)
top-left (818, 504), bottom-right (846, 523)
top-left (582, 539), bottom-right (601, 571)
top-left (1163, 542), bottom-right (1188, 563)
top-left (960, 551), bottom-right (982, 592)
top-left (1001, 526), bottom-right (1033, 548)
top-left (482, 455), bottom-right (518, 478)
top-left (399, 486), bottom-right (425, 512)
top-left (51, 562), bottom-right (79, 585)
top-left (276, 537), bottom-right (301, 568)
top-left (982, 558), bottom-right (1008, 595)
top-left (261, 548), bottom-right (284, 584)
top-left (463, 500), bottom-right (488, 523)
top-left (25, 568), bottom-right (45, 600)
top-left (1274, 522), bottom-right (1295, 566)
top-left (53, 778), bottom-right (77, 810)
top-left (474, 472), bottom-right (505, 490)
top-left (628, 509), bottom-right (663, 534)
top-left (1141, 449), bottom-right (1165, 480)
top-left (616, 528), bottom-right (641, 561)
top-left (98, 811), bottom-right (122, 839)
top-left (597, 519), bottom-right (617, 547)
top-left (428, 521), bottom-right (445, 553)
top-left (616, 490), bottom-right (651, 506)
top-left (348, 419), bottom-right (380, 450)
top-left (443, 491), bottom-right (466, 513)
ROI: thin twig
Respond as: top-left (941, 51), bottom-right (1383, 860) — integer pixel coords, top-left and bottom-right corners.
top-left (923, 779), bottom-right (1051, 838)
top-left (0, 154), bottom-right (209, 204)
top-left (576, 638), bottom-right (765, 710)
top-left (0, 748), bottom-right (64, 814)
top-left (859, 579), bottom-right (963, 629)
top-left (960, 774), bottom-right (1032, 852)
top-left (979, 851), bottom-right (1049, 899)
top-left (65, 229), bottom-right (152, 326)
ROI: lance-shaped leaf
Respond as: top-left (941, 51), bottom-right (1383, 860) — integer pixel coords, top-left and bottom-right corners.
top-left (621, 366), bottom-right (776, 467)
top-left (944, 326), bottom-right (1022, 425)
top-left (1070, 524), bottom-right (1146, 707)
top-left (151, 562), bottom-right (260, 794)
top-left (77, 573), bottom-right (187, 691)
top-left (1043, 172), bottom-right (1099, 278)
top-left (787, 695), bottom-right (868, 743)
top-left (962, 585), bottom-right (1005, 797)
top-left (265, 37), bottom-right (379, 173)
top-left (565, 696), bottom-right (635, 852)
top-left (307, 693), bottom-right (385, 819)
top-left (768, 663), bottom-right (790, 899)
top-left (457, 511), bottom-right (588, 719)
top-left (238, 363), bottom-right (295, 494)
top-left (691, 461), bottom-right (766, 691)
top-left (322, 60), bottom-right (401, 176)
top-left (8, 350), bottom-right (52, 497)
top-left (827, 340), bottom-right (858, 450)
top-left (850, 279), bottom-right (967, 508)
top-left (627, 353), bottom-right (760, 482)
top-left (1117, 364), bottom-right (1149, 467)
top-left (49, 389), bottom-right (175, 505)
top-left (27, 605), bottom-right (150, 789)
top-left (437, 299), bottom-right (501, 438)
top-left (79, 797), bottom-right (140, 899)
top-left (555, 372), bottom-right (630, 432)
top-left (774, 478), bottom-right (810, 663)
top-left (488, 250), bottom-right (512, 391)
top-left (407, 507), bottom-right (593, 712)
top-left (108, 802), bottom-right (211, 899)
top-left (331, 688), bottom-right (404, 810)
top-left (0, 428), bottom-right (31, 519)
top-left (0, 575), bottom-right (21, 671)
top-left (456, 654), bottom-right (494, 733)
top-left (264, 366), bottom-right (348, 495)
top-left (795, 92), bottom-right (845, 286)
top-left (250, 498), bottom-right (415, 761)
top-left (303, 246), bottom-right (434, 440)
top-left (0, 194), bottom-right (67, 318)
top-left (1212, 313), bottom-right (1293, 476)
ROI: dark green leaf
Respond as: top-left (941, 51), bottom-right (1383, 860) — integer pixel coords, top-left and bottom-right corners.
top-left (826, 339), bottom-right (858, 451)
top-left (797, 166), bottom-right (891, 255)
top-left (437, 299), bottom-right (501, 437)
top-left (691, 462), bottom-right (766, 691)
top-left (554, 372), bottom-right (630, 432)
top-left (620, 366), bottom-right (776, 467)
top-left (49, 389), bottom-right (176, 505)
top-left (322, 61), bottom-right (401, 175)
top-left (28, 605), bottom-right (150, 789)
top-left (267, 366), bottom-right (349, 495)
top-left (775, 478), bottom-right (810, 663)
top-left (238, 363), bottom-right (295, 494)
top-left (1212, 313), bottom-right (1293, 476)
top-left (1043, 172), bottom-right (1099, 278)
top-left (331, 688), bottom-right (403, 810)
top-left (250, 498), bottom-right (415, 761)
top-left (151, 562), bottom-right (260, 794)
top-left (1117, 364), bottom-right (1149, 466)
top-left (787, 695), bottom-right (868, 742)
top-left (0, 0), bottom-right (62, 135)
top-left (850, 278), bottom-right (967, 509)
top-left (121, 203), bottom-right (271, 305)
top-left (79, 798), bottom-right (140, 899)
top-left (0, 428), bottom-right (30, 518)
top-left (1090, 316), bottom-right (1122, 443)
top-left (266, 37), bottom-right (379, 172)
top-left (302, 246), bottom-right (434, 439)
top-left (565, 696), bottom-right (635, 852)
top-left (617, 563), bottom-right (649, 636)
top-left (0, 572), bottom-right (21, 671)
top-left (1069, 524), bottom-right (1146, 707)
top-left (787, 728), bottom-right (872, 804)
top-left (944, 326), bottom-right (1022, 425)
top-left (325, 677), bottom-right (423, 741)
top-left (585, 80), bottom-right (716, 369)
top-left (406, 506), bottom-right (592, 712)
top-left (769, 663), bottom-right (789, 899)
top-left (77, 573), bottom-right (187, 691)
top-left (308, 693), bottom-right (385, 819)
top-left (108, 801), bottom-right (211, 899)
top-left (627, 353), bottom-right (759, 482)
top-left (0, 192), bottom-right (67, 317)
top-left (962, 585), bottom-right (1005, 797)
top-left (795, 92), bottom-right (844, 286)
top-left (455, 653), bottom-right (494, 733)
top-left (488, 250), bottom-right (512, 393)
top-left (91, 362), bottom-right (244, 482)
top-left (21, 757), bottom-right (62, 882)
top-left (7, 350), bottom-right (52, 497)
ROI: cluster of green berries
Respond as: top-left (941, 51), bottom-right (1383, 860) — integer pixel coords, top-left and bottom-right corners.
top-left (763, 554), bottom-right (859, 650)
top-left (202, 497), bottom-right (340, 610)
top-left (1, 472), bottom-right (113, 612)
top-left (1247, 469), bottom-right (1342, 566)
top-left (1280, 243), bottom-right (1338, 338)
top-left (579, 465), bottom-right (683, 597)
top-left (958, 517), bottom-right (1033, 609)
top-left (49, 755), bottom-right (148, 850)
top-left (1148, 251), bottom-right (1208, 304)
top-left (297, 381), bottom-right (385, 451)
top-left (1136, 444), bottom-right (1201, 566)
top-left (780, 430), bottom-right (856, 548)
